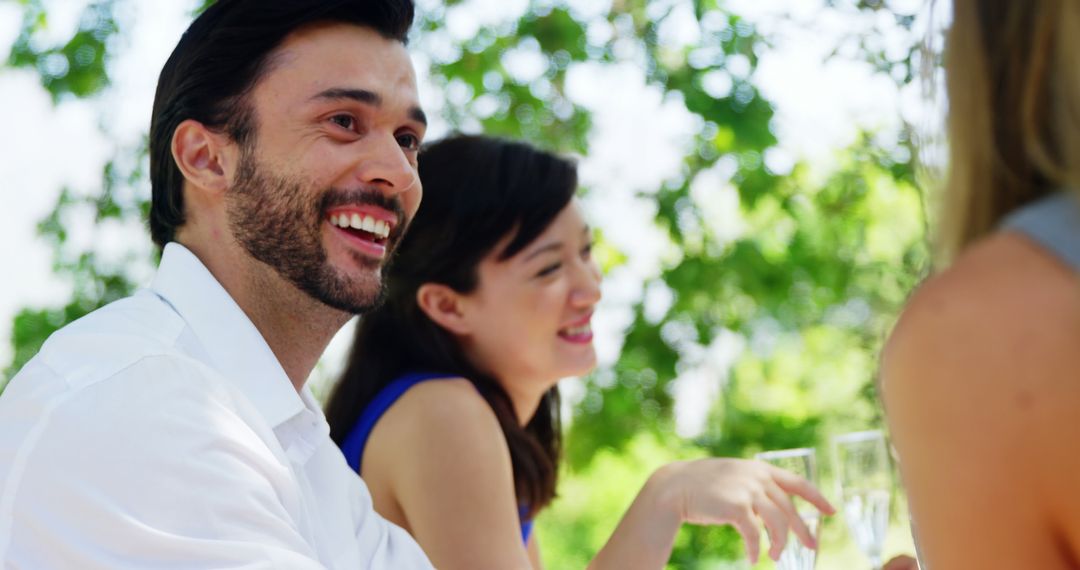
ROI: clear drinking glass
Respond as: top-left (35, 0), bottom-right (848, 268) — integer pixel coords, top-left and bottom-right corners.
top-left (833, 430), bottom-right (891, 570)
top-left (754, 448), bottom-right (819, 570)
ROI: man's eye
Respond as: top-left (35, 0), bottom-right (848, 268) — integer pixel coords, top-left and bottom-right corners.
top-left (329, 115), bottom-right (355, 130)
top-left (397, 133), bottom-right (420, 151)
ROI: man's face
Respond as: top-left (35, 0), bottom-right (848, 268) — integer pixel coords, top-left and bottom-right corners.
top-left (224, 23), bottom-right (426, 313)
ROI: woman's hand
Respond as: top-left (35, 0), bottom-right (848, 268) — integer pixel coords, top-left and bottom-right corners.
top-left (589, 457), bottom-right (835, 570)
top-left (647, 458), bottom-right (835, 564)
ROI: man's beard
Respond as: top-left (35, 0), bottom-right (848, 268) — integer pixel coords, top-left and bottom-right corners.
top-left (224, 149), bottom-right (407, 314)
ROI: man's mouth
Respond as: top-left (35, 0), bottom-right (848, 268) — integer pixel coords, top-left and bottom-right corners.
top-left (329, 212), bottom-right (391, 241)
top-left (326, 208), bottom-right (397, 259)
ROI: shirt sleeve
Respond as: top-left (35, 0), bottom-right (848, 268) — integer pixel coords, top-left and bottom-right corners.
top-left (343, 458), bottom-right (436, 569)
top-left (2, 355), bottom-right (327, 569)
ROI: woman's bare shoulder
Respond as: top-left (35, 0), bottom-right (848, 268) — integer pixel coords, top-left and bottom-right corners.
top-left (365, 376), bottom-right (530, 568)
top-left (884, 231), bottom-right (1080, 401)
top-left (399, 376), bottom-right (500, 424)
top-left (374, 376), bottom-right (505, 453)
top-left (882, 232), bottom-right (1080, 567)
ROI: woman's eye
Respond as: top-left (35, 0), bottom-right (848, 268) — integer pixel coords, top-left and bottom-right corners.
top-left (581, 242), bottom-right (594, 259)
top-left (329, 115), bottom-right (355, 131)
top-left (397, 133), bottom-right (420, 151)
top-left (536, 262), bottom-right (561, 278)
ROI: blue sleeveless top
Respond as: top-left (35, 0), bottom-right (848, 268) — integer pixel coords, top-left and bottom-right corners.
top-left (339, 372), bottom-right (534, 544)
top-left (1001, 192), bottom-right (1080, 269)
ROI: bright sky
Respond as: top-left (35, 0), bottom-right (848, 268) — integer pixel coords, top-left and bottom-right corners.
top-left (0, 0), bottom-right (936, 434)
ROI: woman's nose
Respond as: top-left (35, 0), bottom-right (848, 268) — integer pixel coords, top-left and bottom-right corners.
top-left (572, 259), bottom-right (602, 306)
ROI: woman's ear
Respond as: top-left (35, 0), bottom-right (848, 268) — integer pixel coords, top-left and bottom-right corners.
top-left (416, 283), bottom-right (474, 336)
top-left (172, 119), bottom-right (235, 200)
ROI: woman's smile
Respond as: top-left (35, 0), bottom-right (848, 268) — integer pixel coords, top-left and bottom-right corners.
top-left (557, 313), bottom-right (594, 344)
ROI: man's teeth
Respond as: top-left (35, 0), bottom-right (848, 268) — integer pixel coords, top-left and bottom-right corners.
top-left (329, 213), bottom-right (390, 239)
top-left (561, 323), bottom-right (591, 337)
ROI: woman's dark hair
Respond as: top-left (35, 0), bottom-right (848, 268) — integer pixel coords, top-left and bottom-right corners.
top-left (326, 134), bottom-right (578, 519)
top-left (148, 0), bottom-right (414, 248)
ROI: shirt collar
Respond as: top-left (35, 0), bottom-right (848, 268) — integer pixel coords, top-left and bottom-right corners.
top-left (151, 242), bottom-right (305, 428)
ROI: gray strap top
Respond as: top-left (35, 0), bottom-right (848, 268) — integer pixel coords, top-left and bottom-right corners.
top-left (1000, 192), bottom-right (1080, 270)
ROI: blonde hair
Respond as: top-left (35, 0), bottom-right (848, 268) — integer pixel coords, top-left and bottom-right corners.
top-left (937, 0), bottom-right (1080, 264)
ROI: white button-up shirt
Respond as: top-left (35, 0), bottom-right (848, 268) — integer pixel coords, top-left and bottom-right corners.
top-left (0, 243), bottom-right (433, 569)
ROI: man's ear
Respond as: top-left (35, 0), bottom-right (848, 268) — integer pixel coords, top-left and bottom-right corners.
top-left (171, 119), bottom-right (235, 198)
top-left (416, 283), bottom-right (473, 336)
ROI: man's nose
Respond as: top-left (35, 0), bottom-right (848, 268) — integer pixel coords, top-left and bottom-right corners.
top-left (351, 133), bottom-right (418, 197)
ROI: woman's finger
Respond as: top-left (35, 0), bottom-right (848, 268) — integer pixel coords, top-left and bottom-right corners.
top-left (752, 494), bottom-right (791, 560)
top-left (768, 465), bottom-right (836, 515)
top-left (730, 504), bottom-right (762, 565)
top-left (764, 481), bottom-right (816, 549)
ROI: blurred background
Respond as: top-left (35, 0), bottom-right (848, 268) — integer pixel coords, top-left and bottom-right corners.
top-left (0, 0), bottom-right (947, 567)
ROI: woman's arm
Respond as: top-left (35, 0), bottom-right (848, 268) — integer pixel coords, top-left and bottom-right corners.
top-left (367, 380), bottom-right (832, 570)
top-left (364, 378), bottom-right (532, 570)
top-left (882, 234), bottom-right (1080, 569)
top-left (588, 459), bottom-right (833, 569)
top-left (527, 531), bottom-right (544, 569)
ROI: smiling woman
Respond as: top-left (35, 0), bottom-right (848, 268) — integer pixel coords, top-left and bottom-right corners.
top-left (325, 134), bottom-right (836, 570)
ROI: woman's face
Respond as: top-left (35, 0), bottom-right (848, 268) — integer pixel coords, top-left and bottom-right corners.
top-left (458, 201), bottom-right (602, 396)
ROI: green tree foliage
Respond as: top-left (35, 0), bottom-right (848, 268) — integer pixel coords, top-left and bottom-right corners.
top-left (2, 0), bottom-right (932, 564)
top-left (7, 0), bottom-right (117, 101)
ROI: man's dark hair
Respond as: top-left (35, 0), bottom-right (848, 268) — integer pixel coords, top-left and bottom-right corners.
top-left (148, 0), bottom-right (415, 248)
top-left (326, 134), bottom-right (578, 520)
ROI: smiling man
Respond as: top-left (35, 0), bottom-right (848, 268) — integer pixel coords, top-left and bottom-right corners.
top-left (0, 1), bottom-right (432, 568)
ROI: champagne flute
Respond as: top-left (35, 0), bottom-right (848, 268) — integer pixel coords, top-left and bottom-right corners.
top-left (833, 430), bottom-right (891, 570)
top-left (754, 448), bottom-right (819, 570)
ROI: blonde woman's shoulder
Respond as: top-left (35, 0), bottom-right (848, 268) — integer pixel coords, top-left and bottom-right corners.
top-left (882, 231), bottom-right (1080, 569)
top-left (884, 230), bottom-right (1080, 397)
